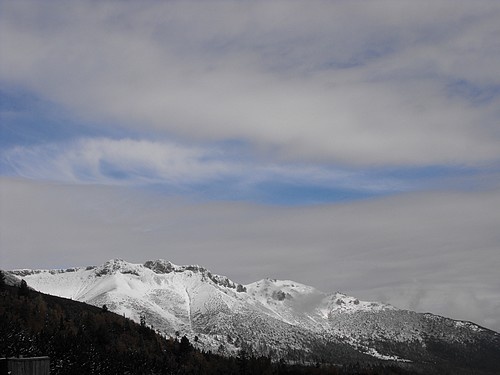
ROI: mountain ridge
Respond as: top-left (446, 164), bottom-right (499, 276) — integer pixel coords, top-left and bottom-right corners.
top-left (8, 258), bottom-right (500, 374)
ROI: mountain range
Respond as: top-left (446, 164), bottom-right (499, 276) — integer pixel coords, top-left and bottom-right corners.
top-left (9, 258), bottom-right (500, 374)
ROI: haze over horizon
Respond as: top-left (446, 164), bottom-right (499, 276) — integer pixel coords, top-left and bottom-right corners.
top-left (1, 1), bottom-right (499, 332)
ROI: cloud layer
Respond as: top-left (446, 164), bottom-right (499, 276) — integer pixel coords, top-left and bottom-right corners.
top-left (1, 0), bottom-right (499, 166)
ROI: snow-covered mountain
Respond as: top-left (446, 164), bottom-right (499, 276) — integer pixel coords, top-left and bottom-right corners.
top-left (10, 259), bottom-right (500, 373)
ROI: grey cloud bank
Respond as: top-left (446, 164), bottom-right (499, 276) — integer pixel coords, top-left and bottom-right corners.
top-left (1, 178), bottom-right (499, 332)
top-left (1, 0), bottom-right (499, 166)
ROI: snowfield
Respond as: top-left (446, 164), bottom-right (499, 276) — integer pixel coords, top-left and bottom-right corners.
top-left (11, 259), bottom-right (499, 365)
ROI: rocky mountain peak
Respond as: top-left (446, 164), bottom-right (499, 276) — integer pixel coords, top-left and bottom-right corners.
top-left (143, 259), bottom-right (175, 274)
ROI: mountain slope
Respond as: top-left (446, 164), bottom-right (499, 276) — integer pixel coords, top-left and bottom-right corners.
top-left (10, 259), bottom-right (500, 374)
top-left (5, 278), bottom-right (369, 375)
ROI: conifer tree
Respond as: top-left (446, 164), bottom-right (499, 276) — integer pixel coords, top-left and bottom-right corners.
top-left (18, 279), bottom-right (29, 297)
top-left (0, 271), bottom-right (5, 289)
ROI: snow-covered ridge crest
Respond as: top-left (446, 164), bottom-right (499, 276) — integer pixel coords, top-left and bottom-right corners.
top-left (10, 266), bottom-right (86, 277)
top-left (11, 258), bottom-right (244, 293)
top-left (9, 258), bottom-right (499, 369)
top-left (143, 259), bottom-right (241, 290)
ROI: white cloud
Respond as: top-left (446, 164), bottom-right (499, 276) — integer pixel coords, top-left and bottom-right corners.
top-left (2, 137), bottom-right (406, 196)
top-left (1, 0), bottom-right (499, 166)
top-left (1, 178), bottom-right (499, 331)
top-left (3, 138), bottom-right (227, 184)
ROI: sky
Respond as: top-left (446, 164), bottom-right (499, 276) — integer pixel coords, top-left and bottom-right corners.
top-left (0, 0), bottom-right (499, 331)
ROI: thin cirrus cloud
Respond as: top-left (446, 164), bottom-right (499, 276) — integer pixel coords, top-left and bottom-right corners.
top-left (1, 0), bottom-right (499, 166)
top-left (1, 137), bottom-right (406, 203)
top-left (3, 138), bottom-right (230, 185)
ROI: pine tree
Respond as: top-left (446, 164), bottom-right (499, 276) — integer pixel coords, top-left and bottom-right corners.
top-left (0, 271), bottom-right (5, 289)
top-left (179, 335), bottom-right (192, 357)
top-left (18, 279), bottom-right (29, 297)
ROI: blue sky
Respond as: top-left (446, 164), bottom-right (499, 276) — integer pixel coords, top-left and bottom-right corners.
top-left (1, 0), bottom-right (500, 331)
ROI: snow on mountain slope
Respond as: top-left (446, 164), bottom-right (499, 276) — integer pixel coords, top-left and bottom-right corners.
top-left (246, 278), bottom-right (396, 331)
top-left (12, 260), bottom-right (250, 336)
top-left (12, 259), bottom-right (394, 336)
top-left (10, 259), bottom-right (500, 372)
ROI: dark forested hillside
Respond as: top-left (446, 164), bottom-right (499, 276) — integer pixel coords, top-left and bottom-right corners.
top-left (0, 275), bottom-right (477, 375)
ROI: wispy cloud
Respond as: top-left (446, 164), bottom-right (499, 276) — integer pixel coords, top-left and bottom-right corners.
top-left (3, 138), bottom-right (230, 185)
top-left (1, 137), bottom-right (409, 203)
